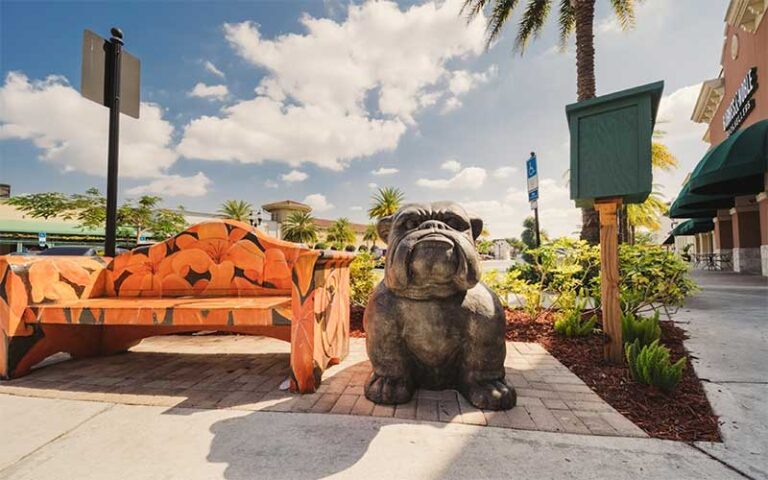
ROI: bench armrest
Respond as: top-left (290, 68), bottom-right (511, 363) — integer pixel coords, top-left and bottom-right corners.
top-left (289, 251), bottom-right (356, 392)
top-left (1, 256), bottom-right (108, 338)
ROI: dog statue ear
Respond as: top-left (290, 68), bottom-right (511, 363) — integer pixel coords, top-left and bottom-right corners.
top-left (470, 216), bottom-right (483, 241)
top-left (377, 215), bottom-right (394, 243)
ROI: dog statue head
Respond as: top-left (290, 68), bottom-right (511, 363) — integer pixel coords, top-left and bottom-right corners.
top-left (377, 201), bottom-right (483, 300)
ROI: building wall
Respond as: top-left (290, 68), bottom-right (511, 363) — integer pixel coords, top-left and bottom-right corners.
top-left (708, 19), bottom-right (767, 145)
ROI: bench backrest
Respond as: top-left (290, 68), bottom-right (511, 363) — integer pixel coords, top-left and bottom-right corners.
top-left (105, 220), bottom-right (307, 297)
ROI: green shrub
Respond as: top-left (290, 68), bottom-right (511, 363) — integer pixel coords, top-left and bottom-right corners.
top-left (625, 339), bottom-right (686, 393)
top-left (553, 291), bottom-right (596, 337)
top-left (622, 311), bottom-right (661, 347)
top-left (344, 244), bottom-right (356, 252)
top-left (350, 252), bottom-right (376, 307)
top-left (358, 245), bottom-right (369, 252)
top-left (314, 242), bottom-right (328, 250)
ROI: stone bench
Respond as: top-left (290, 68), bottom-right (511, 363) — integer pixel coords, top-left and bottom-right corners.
top-left (0, 220), bottom-right (354, 393)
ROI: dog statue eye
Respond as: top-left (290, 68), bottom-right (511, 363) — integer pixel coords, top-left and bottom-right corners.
top-left (405, 218), bottom-right (420, 230)
top-left (446, 217), bottom-right (466, 231)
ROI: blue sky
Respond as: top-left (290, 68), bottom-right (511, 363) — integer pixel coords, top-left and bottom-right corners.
top-left (0, 0), bottom-right (726, 237)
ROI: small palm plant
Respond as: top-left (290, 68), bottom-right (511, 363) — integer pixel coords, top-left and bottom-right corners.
top-left (368, 187), bottom-right (405, 220)
top-left (282, 211), bottom-right (318, 244)
top-left (218, 200), bottom-right (252, 222)
top-left (326, 217), bottom-right (356, 246)
top-left (363, 223), bottom-right (379, 246)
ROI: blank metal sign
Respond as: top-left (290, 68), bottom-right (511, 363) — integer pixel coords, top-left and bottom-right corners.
top-left (81, 29), bottom-right (140, 119)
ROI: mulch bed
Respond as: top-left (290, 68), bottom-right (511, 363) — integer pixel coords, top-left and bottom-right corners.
top-left (349, 305), bottom-right (720, 442)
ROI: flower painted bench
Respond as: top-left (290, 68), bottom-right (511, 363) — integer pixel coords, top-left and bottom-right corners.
top-left (0, 220), bottom-right (354, 393)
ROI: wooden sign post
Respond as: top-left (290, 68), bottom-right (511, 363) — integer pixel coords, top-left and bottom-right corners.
top-left (595, 198), bottom-right (623, 363)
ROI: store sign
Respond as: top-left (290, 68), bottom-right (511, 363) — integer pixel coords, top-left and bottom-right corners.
top-left (723, 67), bottom-right (758, 135)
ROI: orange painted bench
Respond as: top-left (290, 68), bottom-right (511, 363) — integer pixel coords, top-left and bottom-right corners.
top-left (0, 220), bottom-right (354, 393)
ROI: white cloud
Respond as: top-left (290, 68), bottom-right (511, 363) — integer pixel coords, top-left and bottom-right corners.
top-left (441, 159), bottom-right (462, 172)
top-left (204, 61), bottom-right (226, 79)
top-left (417, 167), bottom-right (487, 190)
top-left (264, 179), bottom-right (279, 188)
top-left (177, 0), bottom-right (487, 170)
top-left (189, 82), bottom-right (229, 100)
top-left (0, 72), bottom-right (177, 178)
top-left (441, 65), bottom-right (497, 113)
top-left (368, 182), bottom-right (378, 188)
top-left (372, 167), bottom-right (399, 176)
top-left (463, 177), bottom-right (580, 238)
top-left (281, 169), bottom-right (308, 182)
top-left (303, 193), bottom-right (334, 212)
top-left (126, 172), bottom-right (211, 197)
top-left (493, 166), bottom-right (518, 179)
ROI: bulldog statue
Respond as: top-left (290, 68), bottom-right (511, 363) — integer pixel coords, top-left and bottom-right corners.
top-left (364, 201), bottom-right (516, 410)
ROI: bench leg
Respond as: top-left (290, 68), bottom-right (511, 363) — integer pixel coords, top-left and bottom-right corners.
top-left (1, 325), bottom-right (104, 380)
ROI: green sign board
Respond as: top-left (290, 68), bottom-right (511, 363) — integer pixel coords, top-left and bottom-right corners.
top-left (566, 81), bottom-right (664, 207)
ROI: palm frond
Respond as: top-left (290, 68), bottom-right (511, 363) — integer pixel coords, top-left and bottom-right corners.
top-left (651, 142), bottom-right (678, 172)
top-left (486, 0), bottom-right (522, 49)
top-left (557, 0), bottom-right (575, 49)
top-left (609, 0), bottom-right (638, 31)
top-left (514, 0), bottom-right (553, 53)
top-left (461, 0), bottom-right (490, 21)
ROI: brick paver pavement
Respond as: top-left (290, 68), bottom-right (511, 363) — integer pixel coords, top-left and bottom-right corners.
top-left (0, 335), bottom-right (646, 438)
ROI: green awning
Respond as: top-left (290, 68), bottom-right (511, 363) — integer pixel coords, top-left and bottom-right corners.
top-left (671, 218), bottom-right (714, 236)
top-left (662, 234), bottom-right (674, 245)
top-left (668, 182), bottom-right (731, 217)
top-left (689, 119), bottom-right (768, 195)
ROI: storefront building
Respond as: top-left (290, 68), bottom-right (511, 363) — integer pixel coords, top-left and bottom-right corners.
top-left (670, 0), bottom-right (768, 275)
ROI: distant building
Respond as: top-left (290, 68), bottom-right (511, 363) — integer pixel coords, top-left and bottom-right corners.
top-left (262, 199), bottom-right (381, 248)
top-left (0, 191), bottom-right (379, 254)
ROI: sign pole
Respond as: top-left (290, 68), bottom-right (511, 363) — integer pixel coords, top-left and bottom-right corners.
top-left (104, 28), bottom-right (123, 257)
top-left (595, 197), bottom-right (623, 364)
top-left (533, 203), bottom-right (541, 248)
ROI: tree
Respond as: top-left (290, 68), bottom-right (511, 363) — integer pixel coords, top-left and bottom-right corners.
top-left (363, 223), bottom-right (379, 246)
top-left (463, 0), bottom-right (643, 244)
top-left (521, 216), bottom-right (548, 250)
top-left (118, 196), bottom-right (187, 243)
top-left (620, 132), bottom-right (678, 243)
top-left (6, 188), bottom-right (187, 243)
top-left (368, 187), bottom-right (405, 219)
top-left (218, 200), bottom-right (252, 222)
top-left (281, 211), bottom-right (318, 244)
top-left (326, 217), bottom-right (356, 246)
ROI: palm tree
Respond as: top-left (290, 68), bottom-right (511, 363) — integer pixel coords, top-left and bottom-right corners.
top-left (282, 211), bottom-right (318, 244)
top-left (326, 217), bottom-right (356, 246)
top-left (462, 0), bottom-right (642, 244)
top-left (368, 187), bottom-right (405, 219)
top-left (363, 223), bottom-right (379, 246)
top-left (621, 133), bottom-right (678, 243)
top-left (218, 200), bottom-right (252, 222)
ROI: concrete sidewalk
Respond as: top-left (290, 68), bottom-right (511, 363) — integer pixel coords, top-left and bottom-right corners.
top-left (674, 271), bottom-right (768, 480)
top-left (0, 394), bottom-right (743, 480)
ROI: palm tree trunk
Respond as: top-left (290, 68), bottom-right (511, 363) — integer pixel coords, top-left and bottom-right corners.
top-left (574, 0), bottom-right (599, 244)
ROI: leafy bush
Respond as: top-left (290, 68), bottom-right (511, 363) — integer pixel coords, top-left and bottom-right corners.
top-left (622, 310), bottom-right (661, 347)
top-left (358, 245), bottom-right (369, 252)
top-left (314, 242), bottom-right (328, 250)
top-left (625, 339), bottom-right (686, 393)
top-left (344, 244), bottom-right (356, 252)
top-left (350, 252), bottom-right (376, 307)
top-left (482, 269), bottom-right (541, 316)
top-left (553, 291), bottom-right (596, 337)
top-left (610, 245), bottom-right (697, 315)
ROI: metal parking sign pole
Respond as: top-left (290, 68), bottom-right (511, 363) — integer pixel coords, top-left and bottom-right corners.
top-left (81, 27), bottom-right (140, 257)
top-left (526, 152), bottom-right (541, 247)
top-left (104, 28), bottom-right (123, 257)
